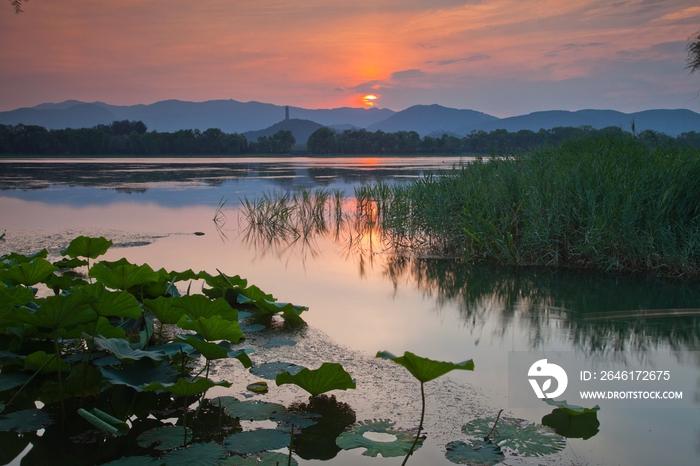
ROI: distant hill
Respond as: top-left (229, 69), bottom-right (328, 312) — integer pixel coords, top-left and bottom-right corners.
top-left (243, 118), bottom-right (324, 144)
top-left (0, 103), bottom-right (116, 129)
top-left (366, 104), bottom-right (498, 137)
top-left (462, 109), bottom-right (700, 137)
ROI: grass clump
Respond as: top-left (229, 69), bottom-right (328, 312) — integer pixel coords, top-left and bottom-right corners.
top-left (369, 134), bottom-right (700, 276)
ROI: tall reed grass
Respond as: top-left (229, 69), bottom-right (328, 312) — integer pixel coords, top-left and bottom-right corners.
top-left (367, 134), bottom-right (700, 276)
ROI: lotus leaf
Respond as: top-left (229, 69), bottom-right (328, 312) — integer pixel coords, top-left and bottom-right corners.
top-left (176, 314), bottom-right (244, 343)
top-left (62, 316), bottom-right (126, 340)
top-left (80, 282), bottom-right (143, 318)
top-left (52, 257), bottom-right (89, 269)
top-left (335, 419), bottom-right (419, 457)
top-left (462, 416), bottom-right (566, 456)
top-left (215, 398), bottom-right (286, 421)
top-left (61, 235), bottom-right (113, 259)
top-left (171, 295), bottom-right (238, 321)
top-left (89, 262), bottom-right (160, 290)
top-left (93, 335), bottom-right (167, 361)
top-left (11, 292), bottom-right (95, 330)
top-left (543, 398), bottom-right (600, 416)
top-left (45, 273), bottom-right (89, 292)
top-left (250, 361), bottom-right (305, 380)
top-left (100, 456), bottom-right (164, 466)
top-left (147, 341), bottom-right (197, 358)
top-left (246, 381), bottom-right (268, 394)
top-left (0, 282), bottom-right (35, 314)
top-left (137, 425), bottom-right (192, 450)
top-left (2, 249), bottom-right (48, 266)
top-left (24, 350), bottom-right (69, 373)
top-left (269, 411), bottom-right (322, 429)
top-left (200, 271), bottom-right (247, 291)
top-left (541, 408), bottom-right (600, 440)
top-left (143, 297), bottom-right (186, 325)
top-left (142, 377), bottom-right (231, 397)
top-left (264, 338), bottom-right (296, 348)
top-left (77, 408), bottom-right (130, 436)
top-left (40, 364), bottom-right (104, 403)
top-left (101, 360), bottom-right (179, 391)
top-left (276, 362), bottom-right (356, 397)
top-left (0, 409), bottom-right (53, 432)
top-left (237, 285), bottom-right (275, 304)
top-left (0, 373), bottom-right (30, 392)
top-left (1, 258), bottom-right (58, 287)
top-left (223, 428), bottom-right (289, 454)
top-left (220, 451), bottom-right (297, 466)
top-left (160, 442), bottom-right (228, 466)
top-left (444, 439), bottom-right (505, 465)
top-left (376, 351), bottom-right (474, 383)
top-left (242, 323), bottom-right (265, 333)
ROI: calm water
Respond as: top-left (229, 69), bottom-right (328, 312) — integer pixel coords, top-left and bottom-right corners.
top-left (1, 157), bottom-right (699, 466)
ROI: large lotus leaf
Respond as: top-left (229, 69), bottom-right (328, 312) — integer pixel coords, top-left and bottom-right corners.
top-left (250, 361), bottom-right (305, 380)
top-left (40, 364), bottom-right (104, 403)
top-left (93, 335), bottom-right (166, 361)
top-left (171, 295), bottom-right (238, 321)
top-left (336, 419), bottom-right (419, 457)
top-left (45, 273), bottom-right (89, 292)
top-left (61, 236), bottom-right (113, 259)
top-left (269, 411), bottom-right (321, 429)
top-left (541, 409), bottom-right (600, 440)
top-left (10, 292), bottom-right (95, 330)
top-left (174, 336), bottom-right (252, 365)
top-left (0, 409), bottom-right (53, 433)
top-left (143, 297), bottom-right (186, 325)
top-left (200, 271), bottom-right (247, 292)
top-left (462, 416), bottom-right (566, 456)
top-left (160, 442), bottom-right (228, 466)
top-left (223, 428), bottom-right (289, 454)
top-left (142, 377), bottom-right (231, 397)
top-left (376, 351), bottom-right (474, 383)
top-left (0, 373), bottom-right (31, 392)
top-left (237, 285), bottom-right (275, 303)
top-left (2, 249), bottom-right (48, 266)
top-left (176, 315), bottom-right (244, 343)
top-left (543, 398), bottom-right (600, 416)
top-left (24, 350), bottom-right (70, 374)
top-left (137, 425), bottom-right (192, 450)
top-left (1, 258), bottom-right (58, 287)
top-left (215, 398), bottom-right (286, 421)
top-left (168, 269), bottom-right (200, 282)
top-left (238, 287), bottom-right (307, 318)
top-left (148, 341), bottom-right (197, 359)
top-left (100, 360), bottom-right (179, 391)
top-left (61, 316), bottom-right (126, 340)
top-left (89, 262), bottom-right (160, 290)
top-left (444, 439), bottom-right (505, 465)
top-left (221, 452), bottom-right (297, 466)
top-left (52, 257), bottom-right (89, 269)
top-left (79, 282), bottom-right (142, 318)
top-left (276, 362), bottom-right (355, 397)
top-left (0, 283), bottom-right (35, 313)
top-left (77, 408), bottom-right (130, 436)
top-left (100, 456), bottom-right (164, 466)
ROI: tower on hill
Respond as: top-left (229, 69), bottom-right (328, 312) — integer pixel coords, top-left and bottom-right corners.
top-left (285, 106), bottom-right (289, 121)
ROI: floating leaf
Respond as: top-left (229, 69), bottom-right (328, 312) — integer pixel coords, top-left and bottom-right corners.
top-left (171, 295), bottom-right (238, 321)
top-left (220, 452), bottom-right (297, 466)
top-left (78, 408), bottom-right (129, 436)
top-left (250, 362), bottom-right (305, 380)
top-left (160, 442), bottom-right (228, 466)
top-left (80, 282), bottom-right (142, 318)
top-left (542, 409), bottom-right (600, 440)
top-left (0, 409), bottom-right (53, 432)
top-left (100, 456), bottom-right (163, 466)
top-left (137, 425), bottom-right (192, 450)
top-left (61, 236), bottom-right (113, 259)
top-left (1, 258), bottom-right (58, 287)
top-left (142, 378), bottom-right (231, 397)
top-left (215, 398), bottom-right (286, 421)
top-left (101, 360), bottom-right (179, 391)
top-left (376, 351), bottom-right (474, 383)
top-left (242, 323), bottom-right (265, 333)
top-left (176, 314), bottom-right (244, 343)
top-left (246, 381), bottom-right (268, 394)
top-left (89, 262), bottom-right (159, 290)
top-left (93, 335), bottom-right (166, 361)
top-left (0, 373), bottom-right (30, 392)
top-left (462, 416), bottom-right (566, 456)
top-left (276, 362), bottom-right (355, 397)
top-left (223, 428), bottom-right (289, 454)
top-left (143, 297), bottom-right (186, 325)
top-left (445, 439), bottom-right (505, 465)
top-left (543, 398), bottom-right (600, 416)
top-left (336, 419), bottom-right (419, 457)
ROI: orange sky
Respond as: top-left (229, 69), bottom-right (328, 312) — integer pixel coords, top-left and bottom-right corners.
top-left (1, 0), bottom-right (699, 116)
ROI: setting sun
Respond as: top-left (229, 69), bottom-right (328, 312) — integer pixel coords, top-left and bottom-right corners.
top-left (362, 94), bottom-right (379, 107)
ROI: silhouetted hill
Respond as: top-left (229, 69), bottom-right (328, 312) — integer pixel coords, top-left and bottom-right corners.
top-left (0, 103), bottom-right (116, 129)
top-left (366, 104), bottom-right (498, 137)
top-left (243, 119), bottom-right (324, 144)
top-left (462, 109), bottom-right (700, 137)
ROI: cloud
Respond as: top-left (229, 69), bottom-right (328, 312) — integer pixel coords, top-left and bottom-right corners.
top-left (433, 54), bottom-right (491, 66)
top-left (391, 69), bottom-right (427, 80)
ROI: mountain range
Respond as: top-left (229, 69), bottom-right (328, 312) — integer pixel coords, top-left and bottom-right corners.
top-left (1, 99), bottom-right (699, 143)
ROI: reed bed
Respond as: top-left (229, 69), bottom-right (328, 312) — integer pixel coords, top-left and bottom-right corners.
top-left (364, 134), bottom-right (700, 276)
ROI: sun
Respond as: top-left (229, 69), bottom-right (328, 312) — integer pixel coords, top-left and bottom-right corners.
top-left (362, 94), bottom-right (379, 107)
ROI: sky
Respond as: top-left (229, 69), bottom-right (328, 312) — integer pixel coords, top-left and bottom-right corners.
top-left (1, 0), bottom-right (700, 117)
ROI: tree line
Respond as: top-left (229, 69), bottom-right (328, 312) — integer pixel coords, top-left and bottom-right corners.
top-left (0, 121), bottom-right (295, 155)
top-left (2, 119), bottom-right (700, 156)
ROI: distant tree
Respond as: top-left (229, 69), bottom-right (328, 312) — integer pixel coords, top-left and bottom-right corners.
top-left (687, 30), bottom-right (700, 74)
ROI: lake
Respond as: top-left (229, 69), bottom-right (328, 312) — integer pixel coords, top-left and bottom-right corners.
top-left (1, 157), bottom-right (699, 466)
